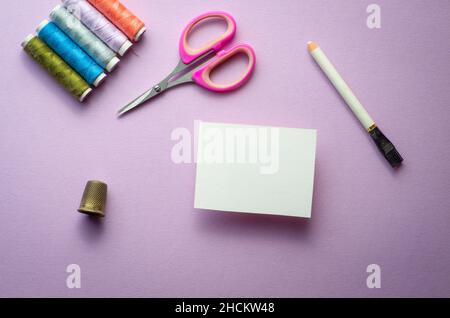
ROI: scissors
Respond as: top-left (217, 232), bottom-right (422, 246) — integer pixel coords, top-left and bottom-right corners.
top-left (117, 11), bottom-right (256, 117)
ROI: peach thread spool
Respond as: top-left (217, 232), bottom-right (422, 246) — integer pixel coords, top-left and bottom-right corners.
top-left (88, 0), bottom-right (146, 42)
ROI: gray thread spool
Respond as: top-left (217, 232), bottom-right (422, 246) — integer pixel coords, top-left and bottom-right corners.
top-left (50, 5), bottom-right (120, 72)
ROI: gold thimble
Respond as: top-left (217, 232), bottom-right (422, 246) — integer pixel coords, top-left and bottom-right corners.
top-left (78, 180), bottom-right (108, 217)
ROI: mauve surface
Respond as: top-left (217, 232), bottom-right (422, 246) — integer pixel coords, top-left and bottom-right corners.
top-left (0, 0), bottom-right (449, 297)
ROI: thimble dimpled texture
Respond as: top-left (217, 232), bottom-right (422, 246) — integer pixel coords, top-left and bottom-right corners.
top-left (78, 181), bottom-right (107, 216)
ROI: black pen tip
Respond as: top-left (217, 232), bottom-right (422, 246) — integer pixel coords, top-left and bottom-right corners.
top-left (385, 148), bottom-right (403, 168)
top-left (369, 127), bottom-right (403, 168)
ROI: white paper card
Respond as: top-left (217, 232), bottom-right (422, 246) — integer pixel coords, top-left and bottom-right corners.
top-left (194, 122), bottom-right (317, 218)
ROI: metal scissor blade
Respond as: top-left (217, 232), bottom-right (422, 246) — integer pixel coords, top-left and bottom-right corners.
top-left (117, 86), bottom-right (162, 117)
top-left (117, 51), bottom-right (213, 117)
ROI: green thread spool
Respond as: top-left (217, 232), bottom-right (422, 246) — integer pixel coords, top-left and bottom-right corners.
top-left (22, 35), bottom-right (92, 102)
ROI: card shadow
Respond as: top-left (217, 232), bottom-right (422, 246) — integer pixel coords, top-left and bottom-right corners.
top-left (193, 149), bottom-right (326, 243)
top-left (195, 210), bottom-right (313, 241)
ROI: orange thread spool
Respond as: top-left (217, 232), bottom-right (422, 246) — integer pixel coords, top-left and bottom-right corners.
top-left (87, 0), bottom-right (146, 42)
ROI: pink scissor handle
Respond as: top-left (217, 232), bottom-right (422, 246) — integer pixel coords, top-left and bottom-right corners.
top-left (192, 44), bottom-right (256, 92)
top-left (179, 11), bottom-right (237, 64)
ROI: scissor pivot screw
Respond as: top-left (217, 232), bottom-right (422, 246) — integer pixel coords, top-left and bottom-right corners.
top-left (154, 85), bottom-right (162, 93)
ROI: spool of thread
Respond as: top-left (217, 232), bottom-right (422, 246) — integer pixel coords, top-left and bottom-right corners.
top-left (37, 20), bottom-right (106, 87)
top-left (87, 0), bottom-right (146, 42)
top-left (50, 5), bottom-right (120, 72)
top-left (22, 35), bottom-right (92, 102)
top-left (62, 0), bottom-right (133, 56)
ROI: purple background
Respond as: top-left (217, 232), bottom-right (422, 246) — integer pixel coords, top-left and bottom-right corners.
top-left (1, 0), bottom-right (449, 298)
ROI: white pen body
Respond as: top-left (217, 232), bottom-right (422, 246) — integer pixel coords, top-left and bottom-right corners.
top-left (310, 47), bottom-right (375, 131)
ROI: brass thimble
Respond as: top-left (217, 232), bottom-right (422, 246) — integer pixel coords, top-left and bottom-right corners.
top-left (78, 181), bottom-right (108, 217)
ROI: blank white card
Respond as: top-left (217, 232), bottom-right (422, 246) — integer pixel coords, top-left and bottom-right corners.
top-left (194, 122), bottom-right (317, 218)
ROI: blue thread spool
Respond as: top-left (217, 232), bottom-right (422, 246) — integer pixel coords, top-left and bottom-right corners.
top-left (49, 5), bottom-right (119, 72)
top-left (37, 20), bottom-right (106, 87)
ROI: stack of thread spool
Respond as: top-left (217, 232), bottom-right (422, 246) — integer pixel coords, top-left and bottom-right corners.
top-left (21, 0), bottom-right (146, 102)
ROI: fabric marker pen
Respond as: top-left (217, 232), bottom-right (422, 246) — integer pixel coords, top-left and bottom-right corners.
top-left (308, 41), bottom-right (403, 168)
